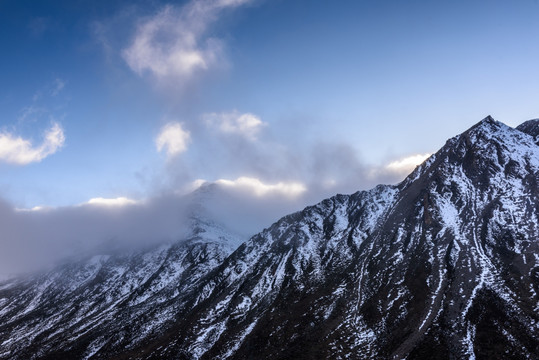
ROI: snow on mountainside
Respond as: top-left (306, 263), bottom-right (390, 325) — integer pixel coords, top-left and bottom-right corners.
top-left (1, 116), bottom-right (538, 359)
top-left (0, 187), bottom-right (245, 360)
top-left (146, 116), bottom-right (538, 359)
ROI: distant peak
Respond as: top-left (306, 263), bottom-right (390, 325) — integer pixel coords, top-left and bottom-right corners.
top-left (463, 115), bottom-right (506, 136)
top-left (475, 115), bottom-right (497, 127)
top-left (516, 118), bottom-right (539, 140)
top-left (520, 117), bottom-right (539, 124)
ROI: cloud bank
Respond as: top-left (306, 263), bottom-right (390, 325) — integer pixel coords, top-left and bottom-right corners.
top-left (0, 149), bottom-right (431, 276)
top-left (0, 178), bottom-right (306, 276)
top-left (0, 194), bottom-right (186, 276)
top-left (0, 122), bottom-right (65, 165)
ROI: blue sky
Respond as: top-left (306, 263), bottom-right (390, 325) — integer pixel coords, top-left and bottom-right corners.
top-left (1, 0), bottom-right (539, 209)
top-left (2, 0), bottom-right (539, 274)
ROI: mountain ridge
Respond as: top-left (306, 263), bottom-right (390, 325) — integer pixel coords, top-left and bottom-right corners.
top-left (1, 116), bottom-right (538, 359)
top-left (159, 116), bottom-right (539, 359)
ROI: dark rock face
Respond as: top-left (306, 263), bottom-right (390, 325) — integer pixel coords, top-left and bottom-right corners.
top-left (1, 117), bottom-right (538, 359)
top-left (516, 118), bottom-right (539, 144)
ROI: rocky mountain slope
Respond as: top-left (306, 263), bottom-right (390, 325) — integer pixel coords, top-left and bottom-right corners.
top-left (1, 116), bottom-right (538, 359)
top-left (0, 191), bottom-right (245, 360)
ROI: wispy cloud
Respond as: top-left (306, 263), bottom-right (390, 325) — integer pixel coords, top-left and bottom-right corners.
top-left (0, 122), bottom-right (65, 165)
top-left (18, 105), bottom-right (46, 123)
top-left (122, 0), bottom-right (251, 86)
top-left (159, 118), bottom-right (434, 207)
top-left (27, 16), bottom-right (50, 38)
top-left (30, 78), bottom-right (68, 102)
top-left (50, 78), bottom-right (66, 96)
top-left (204, 111), bottom-right (266, 140)
top-left (156, 122), bottom-right (191, 157)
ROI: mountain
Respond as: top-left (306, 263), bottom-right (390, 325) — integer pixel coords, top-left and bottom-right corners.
top-left (516, 118), bottom-right (539, 144)
top-left (0, 186), bottom-right (245, 360)
top-left (140, 116), bottom-right (538, 359)
top-left (1, 116), bottom-right (538, 359)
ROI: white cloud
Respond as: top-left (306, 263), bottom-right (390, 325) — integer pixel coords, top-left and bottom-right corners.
top-left (156, 122), bottom-right (191, 157)
top-left (215, 176), bottom-right (307, 198)
top-left (122, 0), bottom-right (250, 85)
top-left (385, 153), bottom-right (431, 173)
top-left (85, 197), bottom-right (140, 207)
top-left (204, 111), bottom-right (266, 140)
top-left (0, 122), bottom-right (65, 165)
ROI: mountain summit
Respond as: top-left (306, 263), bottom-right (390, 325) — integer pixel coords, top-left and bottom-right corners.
top-left (1, 117), bottom-right (538, 359)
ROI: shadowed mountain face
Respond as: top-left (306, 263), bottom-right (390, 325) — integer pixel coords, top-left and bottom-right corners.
top-left (1, 117), bottom-right (538, 359)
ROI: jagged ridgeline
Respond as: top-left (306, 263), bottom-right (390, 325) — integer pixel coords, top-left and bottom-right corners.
top-left (1, 116), bottom-right (538, 359)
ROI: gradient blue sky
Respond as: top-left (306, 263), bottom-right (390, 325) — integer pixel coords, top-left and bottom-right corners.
top-left (2, 0), bottom-right (539, 209)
